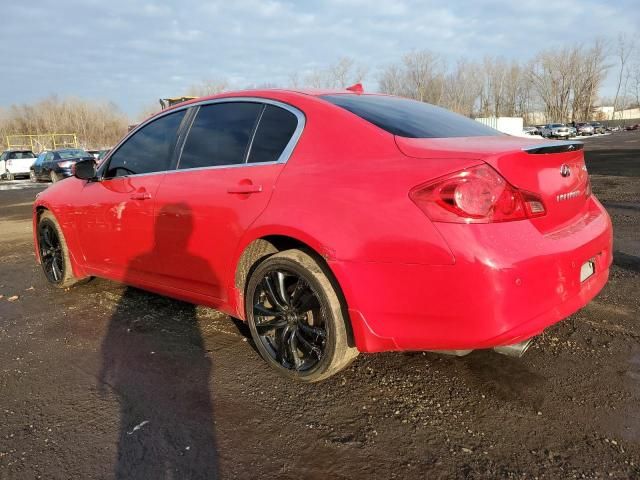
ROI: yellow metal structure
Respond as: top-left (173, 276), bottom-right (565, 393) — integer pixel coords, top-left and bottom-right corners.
top-left (6, 134), bottom-right (79, 153)
top-left (159, 97), bottom-right (196, 110)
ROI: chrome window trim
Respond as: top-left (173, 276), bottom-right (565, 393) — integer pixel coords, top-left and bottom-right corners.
top-left (98, 97), bottom-right (306, 180)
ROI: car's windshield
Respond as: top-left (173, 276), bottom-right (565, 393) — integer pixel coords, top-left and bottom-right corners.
top-left (8, 151), bottom-right (35, 159)
top-left (321, 94), bottom-right (500, 138)
top-left (58, 149), bottom-right (89, 159)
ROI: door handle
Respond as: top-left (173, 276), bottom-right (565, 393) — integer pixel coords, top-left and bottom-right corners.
top-left (227, 184), bottom-right (263, 194)
top-left (130, 191), bottom-right (151, 200)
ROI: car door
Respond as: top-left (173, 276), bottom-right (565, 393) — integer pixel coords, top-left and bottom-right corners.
top-left (153, 100), bottom-right (303, 301)
top-left (0, 152), bottom-right (7, 177)
top-left (74, 109), bottom-right (187, 282)
top-left (40, 152), bottom-right (56, 179)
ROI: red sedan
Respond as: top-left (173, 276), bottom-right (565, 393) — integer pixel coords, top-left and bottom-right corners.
top-left (33, 90), bottom-right (612, 382)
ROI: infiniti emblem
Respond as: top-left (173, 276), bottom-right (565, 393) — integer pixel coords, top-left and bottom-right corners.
top-left (560, 164), bottom-right (571, 177)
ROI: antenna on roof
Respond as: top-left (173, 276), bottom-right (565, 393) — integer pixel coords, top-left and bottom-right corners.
top-left (346, 83), bottom-right (364, 94)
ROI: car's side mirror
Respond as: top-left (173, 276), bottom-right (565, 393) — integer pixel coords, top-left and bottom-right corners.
top-left (74, 158), bottom-right (97, 180)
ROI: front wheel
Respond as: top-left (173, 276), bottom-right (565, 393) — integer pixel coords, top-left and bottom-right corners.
top-left (37, 211), bottom-right (86, 288)
top-left (6, 171), bottom-right (14, 181)
top-left (245, 249), bottom-right (358, 382)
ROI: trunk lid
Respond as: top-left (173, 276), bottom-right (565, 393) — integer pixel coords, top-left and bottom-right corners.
top-left (395, 136), bottom-right (590, 231)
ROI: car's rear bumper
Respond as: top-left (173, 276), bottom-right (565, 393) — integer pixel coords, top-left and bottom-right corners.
top-left (331, 197), bottom-right (612, 353)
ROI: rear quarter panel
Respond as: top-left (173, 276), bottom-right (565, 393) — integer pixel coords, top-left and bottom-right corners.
top-left (239, 96), bottom-right (481, 267)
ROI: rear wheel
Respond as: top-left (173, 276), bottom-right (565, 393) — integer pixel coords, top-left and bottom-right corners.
top-left (50, 171), bottom-right (59, 183)
top-left (37, 211), bottom-right (85, 288)
top-left (30, 171), bottom-right (37, 182)
top-left (245, 249), bottom-right (358, 382)
top-left (6, 171), bottom-right (14, 181)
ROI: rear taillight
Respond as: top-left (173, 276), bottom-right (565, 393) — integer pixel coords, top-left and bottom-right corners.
top-left (410, 164), bottom-right (546, 223)
top-left (57, 161), bottom-right (75, 168)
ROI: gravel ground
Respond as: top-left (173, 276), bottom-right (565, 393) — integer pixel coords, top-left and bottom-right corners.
top-left (0, 132), bottom-right (639, 479)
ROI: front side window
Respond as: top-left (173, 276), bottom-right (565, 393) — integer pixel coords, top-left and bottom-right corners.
top-left (178, 102), bottom-right (262, 170)
top-left (321, 94), bottom-right (500, 139)
top-left (104, 110), bottom-right (186, 178)
top-left (248, 105), bottom-right (298, 164)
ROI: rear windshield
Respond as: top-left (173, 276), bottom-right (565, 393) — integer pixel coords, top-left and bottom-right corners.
top-left (58, 149), bottom-right (89, 159)
top-left (320, 94), bottom-right (500, 139)
top-left (8, 151), bottom-right (35, 159)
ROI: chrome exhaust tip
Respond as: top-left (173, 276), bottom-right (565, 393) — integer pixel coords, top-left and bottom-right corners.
top-left (492, 339), bottom-right (533, 358)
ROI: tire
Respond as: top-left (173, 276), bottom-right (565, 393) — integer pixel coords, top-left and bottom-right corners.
top-left (30, 171), bottom-right (37, 182)
top-left (50, 171), bottom-right (59, 183)
top-left (6, 171), bottom-right (14, 181)
top-left (245, 249), bottom-right (358, 382)
top-left (37, 211), bottom-right (86, 288)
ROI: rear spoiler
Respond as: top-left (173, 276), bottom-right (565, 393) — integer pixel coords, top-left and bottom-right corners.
top-left (522, 142), bottom-right (584, 155)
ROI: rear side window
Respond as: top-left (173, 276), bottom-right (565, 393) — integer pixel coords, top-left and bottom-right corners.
top-left (105, 110), bottom-right (186, 178)
top-left (248, 105), bottom-right (298, 163)
top-left (321, 94), bottom-right (500, 139)
top-left (178, 102), bottom-right (262, 169)
top-left (8, 151), bottom-right (35, 159)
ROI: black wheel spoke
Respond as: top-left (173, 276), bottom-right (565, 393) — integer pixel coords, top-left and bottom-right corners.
top-left (276, 326), bottom-right (292, 364)
top-left (288, 330), bottom-right (302, 370)
top-left (295, 291), bottom-right (321, 312)
top-left (263, 274), bottom-right (286, 310)
top-left (299, 322), bottom-right (326, 340)
top-left (255, 317), bottom-right (287, 332)
top-left (289, 278), bottom-right (305, 306)
top-left (295, 329), bottom-right (323, 359)
top-left (275, 271), bottom-right (290, 305)
top-left (254, 303), bottom-right (280, 317)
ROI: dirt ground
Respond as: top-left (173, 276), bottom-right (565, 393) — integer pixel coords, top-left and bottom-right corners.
top-left (1, 133), bottom-right (639, 479)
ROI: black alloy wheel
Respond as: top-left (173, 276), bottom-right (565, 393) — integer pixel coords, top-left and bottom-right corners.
top-left (252, 269), bottom-right (327, 372)
top-left (38, 219), bottom-right (65, 284)
top-left (245, 249), bottom-right (358, 382)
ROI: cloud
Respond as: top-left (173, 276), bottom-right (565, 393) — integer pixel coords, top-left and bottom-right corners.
top-left (1, 0), bottom-right (638, 116)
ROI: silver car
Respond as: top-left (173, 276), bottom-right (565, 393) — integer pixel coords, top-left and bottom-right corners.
top-left (575, 122), bottom-right (594, 136)
top-left (541, 123), bottom-right (571, 139)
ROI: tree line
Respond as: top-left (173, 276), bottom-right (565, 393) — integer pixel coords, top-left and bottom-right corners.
top-left (2, 34), bottom-right (638, 150)
top-left (183, 35), bottom-right (638, 124)
top-left (0, 96), bottom-right (128, 150)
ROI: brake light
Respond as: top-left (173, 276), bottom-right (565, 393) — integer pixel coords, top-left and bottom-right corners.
top-left (57, 161), bottom-right (75, 168)
top-left (410, 164), bottom-right (546, 223)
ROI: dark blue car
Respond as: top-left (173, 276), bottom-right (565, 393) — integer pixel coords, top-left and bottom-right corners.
top-left (30, 149), bottom-right (95, 183)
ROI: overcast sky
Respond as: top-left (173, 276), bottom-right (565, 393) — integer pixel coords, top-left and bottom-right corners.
top-left (2, 0), bottom-right (638, 118)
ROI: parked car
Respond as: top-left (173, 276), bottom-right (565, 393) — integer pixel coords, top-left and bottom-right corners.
top-left (0, 150), bottom-right (36, 180)
top-left (30, 148), bottom-right (94, 183)
top-left (590, 122), bottom-right (606, 134)
top-left (541, 123), bottom-right (571, 138)
top-left (625, 123), bottom-right (640, 131)
top-left (33, 90), bottom-right (612, 382)
top-left (575, 122), bottom-right (595, 136)
top-left (523, 126), bottom-right (539, 136)
top-left (567, 125), bottom-right (577, 137)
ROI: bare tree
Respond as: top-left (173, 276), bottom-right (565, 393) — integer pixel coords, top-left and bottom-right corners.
top-left (185, 78), bottom-right (229, 97)
top-left (612, 34), bottom-right (635, 120)
top-left (292, 57), bottom-right (367, 89)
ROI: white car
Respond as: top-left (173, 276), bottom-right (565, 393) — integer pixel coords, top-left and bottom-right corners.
top-left (0, 150), bottom-right (37, 180)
